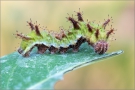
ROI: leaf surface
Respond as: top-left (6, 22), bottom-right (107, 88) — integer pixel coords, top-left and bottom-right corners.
top-left (0, 43), bottom-right (123, 89)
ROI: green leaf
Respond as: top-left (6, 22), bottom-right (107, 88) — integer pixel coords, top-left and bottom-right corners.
top-left (0, 43), bottom-right (123, 89)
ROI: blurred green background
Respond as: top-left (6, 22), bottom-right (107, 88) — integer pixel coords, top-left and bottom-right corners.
top-left (1, 1), bottom-right (134, 89)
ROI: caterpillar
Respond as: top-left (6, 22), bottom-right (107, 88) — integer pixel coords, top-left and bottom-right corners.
top-left (15, 9), bottom-right (115, 57)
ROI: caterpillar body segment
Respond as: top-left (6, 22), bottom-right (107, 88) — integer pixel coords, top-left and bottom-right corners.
top-left (16, 9), bottom-right (115, 57)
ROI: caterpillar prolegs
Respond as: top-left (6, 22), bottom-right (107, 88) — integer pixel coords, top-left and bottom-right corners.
top-left (15, 9), bottom-right (115, 57)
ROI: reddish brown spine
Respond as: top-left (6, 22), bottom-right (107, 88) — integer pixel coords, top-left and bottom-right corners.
top-left (95, 29), bottom-right (99, 39)
top-left (87, 23), bottom-right (93, 32)
top-left (67, 17), bottom-right (80, 29)
top-left (103, 19), bottom-right (110, 29)
top-left (106, 29), bottom-right (113, 39)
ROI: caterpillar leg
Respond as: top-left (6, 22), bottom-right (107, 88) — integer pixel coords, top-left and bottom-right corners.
top-left (37, 44), bottom-right (48, 54)
top-left (72, 37), bottom-right (86, 52)
top-left (23, 51), bottom-right (30, 57)
top-left (59, 47), bottom-right (69, 54)
top-left (49, 46), bottom-right (58, 54)
top-left (22, 46), bottom-right (34, 57)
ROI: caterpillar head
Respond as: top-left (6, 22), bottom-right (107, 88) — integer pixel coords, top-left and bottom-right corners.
top-left (94, 40), bottom-right (108, 54)
top-left (86, 18), bottom-right (115, 54)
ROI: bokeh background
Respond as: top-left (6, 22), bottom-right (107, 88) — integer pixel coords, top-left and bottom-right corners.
top-left (1, 1), bottom-right (134, 89)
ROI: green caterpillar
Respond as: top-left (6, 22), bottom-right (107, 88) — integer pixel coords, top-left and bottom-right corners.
top-left (15, 9), bottom-right (115, 57)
